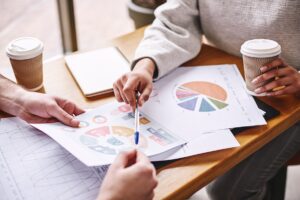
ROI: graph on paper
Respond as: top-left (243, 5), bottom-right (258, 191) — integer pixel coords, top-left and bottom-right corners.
top-left (175, 81), bottom-right (228, 112)
top-left (141, 65), bottom-right (266, 140)
top-left (0, 118), bottom-right (108, 200)
top-left (80, 125), bottom-right (148, 155)
top-left (33, 102), bottom-right (185, 166)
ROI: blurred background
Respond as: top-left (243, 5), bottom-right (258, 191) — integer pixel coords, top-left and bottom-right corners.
top-left (0, 0), bottom-right (167, 70)
top-left (0, 0), bottom-right (134, 70)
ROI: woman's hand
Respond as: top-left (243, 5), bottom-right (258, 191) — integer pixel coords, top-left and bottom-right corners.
top-left (251, 58), bottom-right (300, 96)
top-left (113, 58), bottom-right (156, 108)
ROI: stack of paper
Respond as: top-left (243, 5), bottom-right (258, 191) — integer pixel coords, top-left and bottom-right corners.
top-left (0, 64), bottom-right (267, 199)
top-left (32, 64), bottom-right (265, 166)
top-left (32, 101), bottom-right (239, 166)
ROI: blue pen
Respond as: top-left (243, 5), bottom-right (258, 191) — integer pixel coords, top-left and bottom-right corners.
top-left (134, 93), bottom-right (140, 145)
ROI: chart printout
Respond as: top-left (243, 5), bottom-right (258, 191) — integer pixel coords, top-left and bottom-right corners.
top-left (142, 64), bottom-right (266, 140)
top-left (33, 102), bottom-right (186, 166)
top-left (0, 118), bottom-right (108, 200)
top-left (0, 119), bottom-right (239, 199)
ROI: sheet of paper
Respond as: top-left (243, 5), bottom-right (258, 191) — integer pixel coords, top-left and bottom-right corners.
top-left (151, 129), bottom-right (240, 161)
top-left (142, 64), bottom-right (266, 141)
top-left (0, 118), bottom-right (107, 200)
top-left (33, 102), bottom-right (186, 166)
top-left (259, 108), bottom-right (266, 116)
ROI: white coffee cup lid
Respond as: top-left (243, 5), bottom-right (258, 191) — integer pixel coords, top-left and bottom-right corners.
top-left (6, 37), bottom-right (43, 60)
top-left (240, 39), bottom-right (281, 58)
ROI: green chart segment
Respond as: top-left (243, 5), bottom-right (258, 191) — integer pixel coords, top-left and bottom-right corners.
top-left (176, 82), bottom-right (229, 112)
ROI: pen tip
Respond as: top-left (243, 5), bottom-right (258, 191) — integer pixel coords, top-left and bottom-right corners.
top-left (134, 131), bottom-right (139, 145)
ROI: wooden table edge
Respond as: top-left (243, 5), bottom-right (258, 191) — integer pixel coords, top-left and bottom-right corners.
top-left (158, 108), bottom-right (300, 200)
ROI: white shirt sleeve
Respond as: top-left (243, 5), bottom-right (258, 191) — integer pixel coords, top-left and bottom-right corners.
top-left (132, 0), bottom-right (202, 80)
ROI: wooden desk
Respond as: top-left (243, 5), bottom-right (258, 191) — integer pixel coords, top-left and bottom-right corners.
top-left (4, 28), bottom-right (300, 199)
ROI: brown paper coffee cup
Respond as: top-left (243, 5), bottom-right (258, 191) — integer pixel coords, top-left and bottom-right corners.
top-left (6, 37), bottom-right (44, 91)
top-left (9, 54), bottom-right (43, 91)
top-left (240, 39), bottom-right (281, 96)
top-left (243, 55), bottom-right (278, 91)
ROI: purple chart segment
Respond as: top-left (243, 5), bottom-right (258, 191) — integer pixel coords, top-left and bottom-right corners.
top-left (178, 97), bottom-right (198, 111)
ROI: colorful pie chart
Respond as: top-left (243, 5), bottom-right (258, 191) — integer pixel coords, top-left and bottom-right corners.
top-left (175, 81), bottom-right (228, 112)
top-left (80, 125), bottom-right (148, 155)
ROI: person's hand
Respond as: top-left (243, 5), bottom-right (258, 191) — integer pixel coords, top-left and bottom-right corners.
top-left (14, 91), bottom-right (84, 127)
top-left (251, 58), bottom-right (300, 96)
top-left (113, 58), bottom-right (155, 108)
top-left (98, 149), bottom-right (158, 200)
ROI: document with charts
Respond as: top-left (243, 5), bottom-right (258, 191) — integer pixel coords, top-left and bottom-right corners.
top-left (142, 64), bottom-right (266, 140)
top-left (33, 102), bottom-right (186, 166)
top-left (0, 118), bottom-right (108, 200)
top-left (0, 118), bottom-right (238, 200)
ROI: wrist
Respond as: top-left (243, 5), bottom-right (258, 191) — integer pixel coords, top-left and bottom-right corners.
top-left (0, 82), bottom-right (27, 116)
top-left (13, 88), bottom-right (29, 106)
top-left (97, 192), bottom-right (122, 200)
top-left (133, 58), bottom-right (156, 77)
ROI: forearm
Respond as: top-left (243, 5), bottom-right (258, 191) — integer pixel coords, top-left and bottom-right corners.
top-left (133, 0), bottom-right (202, 80)
top-left (0, 75), bottom-right (26, 115)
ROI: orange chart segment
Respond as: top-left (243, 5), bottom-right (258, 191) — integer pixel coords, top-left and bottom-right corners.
top-left (176, 81), bottom-right (229, 112)
top-left (181, 81), bottom-right (227, 101)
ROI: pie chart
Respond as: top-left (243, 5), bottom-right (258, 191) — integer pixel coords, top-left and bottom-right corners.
top-left (175, 81), bottom-right (228, 112)
top-left (80, 125), bottom-right (148, 155)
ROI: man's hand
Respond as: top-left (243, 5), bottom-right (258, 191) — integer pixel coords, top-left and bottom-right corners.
top-left (98, 149), bottom-right (158, 200)
top-left (252, 58), bottom-right (300, 96)
top-left (0, 75), bottom-right (84, 127)
top-left (113, 58), bottom-right (155, 108)
top-left (14, 92), bottom-right (84, 127)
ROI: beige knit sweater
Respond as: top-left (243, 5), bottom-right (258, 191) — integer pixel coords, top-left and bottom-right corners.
top-left (133, 0), bottom-right (300, 79)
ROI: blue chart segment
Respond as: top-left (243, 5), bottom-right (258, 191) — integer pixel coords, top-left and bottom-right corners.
top-left (175, 81), bottom-right (229, 112)
top-left (199, 98), bottom-right (216, 112)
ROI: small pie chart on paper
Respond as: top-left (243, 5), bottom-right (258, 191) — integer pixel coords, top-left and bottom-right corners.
top-left (175, 81), bottom-right (228, 112)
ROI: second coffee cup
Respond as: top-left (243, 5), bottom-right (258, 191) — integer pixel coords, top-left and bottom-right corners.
top-left (240, 39), bottom-right (281, 96)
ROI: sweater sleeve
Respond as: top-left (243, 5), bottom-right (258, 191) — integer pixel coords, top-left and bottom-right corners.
top-left (132, 0), bottom-right (202, 80)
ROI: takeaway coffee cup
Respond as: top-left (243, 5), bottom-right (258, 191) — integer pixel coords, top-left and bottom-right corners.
top-left (6, 37), bottom-right (44, 91)
top-left (240, 39), bottom-right (281, 96)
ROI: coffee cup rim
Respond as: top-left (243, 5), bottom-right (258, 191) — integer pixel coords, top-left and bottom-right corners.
top-left (6, 37), bottom-right (43, 60)
top-left (240, 39), bottom-right (281, 58)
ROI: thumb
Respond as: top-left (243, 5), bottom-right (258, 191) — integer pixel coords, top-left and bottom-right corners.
top-left (136, 150), bottom-right (151, 164)
top-left (112, 149), bottom-right (137, 169)
top-left (55, 96), bottom-right (85, 116)
top-left (139, 85), bottom-right (152, 106)
top-left (47, 103), bottom-right (79, 127)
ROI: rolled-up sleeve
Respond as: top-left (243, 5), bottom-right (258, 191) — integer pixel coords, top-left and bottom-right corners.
top-left (132, 0), bottom-right (202, 80)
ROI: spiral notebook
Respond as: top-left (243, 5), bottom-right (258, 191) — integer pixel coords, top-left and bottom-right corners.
top-left (65, 47), bottom-right (130, 97)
